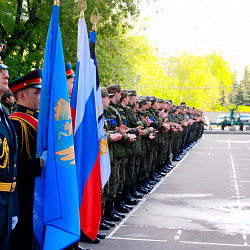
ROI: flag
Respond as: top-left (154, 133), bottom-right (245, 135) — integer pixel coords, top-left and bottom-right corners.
top-left (89, 30), bottom-right (111, 189)
top-left (70, 17), bottom-right (101, 241)
top-left (34, 3), bottom-right (80, 249)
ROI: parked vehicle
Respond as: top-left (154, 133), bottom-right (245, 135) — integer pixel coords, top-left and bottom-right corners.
top-left (216, 114), bottom-right (230, 125)
top-left (239, 114), bottom-right (250, 123)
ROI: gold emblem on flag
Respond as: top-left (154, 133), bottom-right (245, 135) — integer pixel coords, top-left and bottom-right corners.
top-left (90, 7), bottom-right (100, 31)
top-left (56, 145), bottom-right (75, 165)
top-left (99, 138), bottom-right (107, 156)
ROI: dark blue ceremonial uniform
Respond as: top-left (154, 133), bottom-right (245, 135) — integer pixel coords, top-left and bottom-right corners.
top-left (0, 106), bottom-right (18, 250)
top-left (10, 105), bottom-right (41, 250)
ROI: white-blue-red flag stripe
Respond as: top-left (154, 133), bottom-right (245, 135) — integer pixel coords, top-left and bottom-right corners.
top-left (89, 30), bottom-right (111, 188)
top-left (70, 17), bottom-right (101, 241)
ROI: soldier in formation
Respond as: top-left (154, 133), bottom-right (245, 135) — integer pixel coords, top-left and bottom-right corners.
top-left (99, 84), bottom-right (205, 230)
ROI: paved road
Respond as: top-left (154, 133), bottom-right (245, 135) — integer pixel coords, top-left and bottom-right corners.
top-left (80, 134), bottom-right (250, 250)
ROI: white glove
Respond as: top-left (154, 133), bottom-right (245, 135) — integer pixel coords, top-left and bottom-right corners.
top-left (12, 216), bottom-right (18, 230)
top-left (40, 150), bottom-right (47, 167)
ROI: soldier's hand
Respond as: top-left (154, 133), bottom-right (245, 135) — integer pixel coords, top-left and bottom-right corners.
top-left (118, 125), bottom-right (127, 130)
top-left (139, 129), bottom-right (146, 136)
top-left (149, 133), bottom-right (156, 139)
top-left (120, 129), bottom-right (129, 135)
top-left (110, 133), bottom-right (122, 142)
top-left (148, 127), bottom-right (154, 132)
top-left (144, 116), bottom-right (153, 126)
top-left (128, 134), bottom-right (136, 142)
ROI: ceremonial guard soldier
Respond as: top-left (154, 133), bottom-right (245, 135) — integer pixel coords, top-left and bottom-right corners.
top-left (0, 44), bottom-right (18, 250)
top-left (9, 69), bottom-right (45, 250)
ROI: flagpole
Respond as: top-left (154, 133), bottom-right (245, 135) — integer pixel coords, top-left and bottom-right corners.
top-left (78, 0), bottom-right (87, 19)
top-left (90, 7), bottom-right (100, 31)
top-left (54, 0), bottom-right (59, 6)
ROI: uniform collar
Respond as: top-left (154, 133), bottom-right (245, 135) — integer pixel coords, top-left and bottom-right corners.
top-left (16, 104), bottom-right (38, 118)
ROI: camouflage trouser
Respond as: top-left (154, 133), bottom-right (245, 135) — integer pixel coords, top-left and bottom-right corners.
top-left (124, 156), bottom-right (135, 189)
top-left (116, 157), bottom-right (128, 195)
top-left (156, 142), bottom-right (165, 165)
top-left (134, 155), bottom-right (146, 182)
top-left (173, 134), bottom-right (181, 157)
top-left (101, 180), bottom-right (109, 206)
top-left (145, 149), bottom-right (153, 178)
top-left (107, 157), bottom-right (121, 200)
top-left (151, 145), bottom-right (158, 171)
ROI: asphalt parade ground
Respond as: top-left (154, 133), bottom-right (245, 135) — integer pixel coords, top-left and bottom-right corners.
top-left (80, 134), bottom-right (250, 250)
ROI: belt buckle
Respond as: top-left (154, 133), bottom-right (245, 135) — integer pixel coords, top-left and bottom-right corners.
top-left (11, 182), bottom-right (16, 192)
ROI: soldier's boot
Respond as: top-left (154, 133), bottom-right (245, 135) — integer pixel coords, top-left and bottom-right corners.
top-left (121, 200), bottom-right (133, 210)
top-left (146, 178), bottom-right (156, 186)
top-left (104, 200), bottom-right (121, 221)
top-left (149, 170), bottom-right (160, 182)
top-left (114, 195), bottom-right (130, 213)
top-left (122, 187), bottom-right (139, 205)
top-left (130, 184), bottom-right (144, 198)
top-left (101, 217), bottom-right (115, 227)
top-left (136, 180), bottom-right (149, 194)
top-left (99, 207), bottom-right (111, 230)
top-left (143, 179), bottom-right (154, 190)
top-left (156, 165), bottom-right (166, 176)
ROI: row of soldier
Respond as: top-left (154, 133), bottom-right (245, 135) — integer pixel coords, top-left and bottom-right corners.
top-left (99, 85), bottom-right (205, 233)
top-left (0, 44), bottom-right (205, 249)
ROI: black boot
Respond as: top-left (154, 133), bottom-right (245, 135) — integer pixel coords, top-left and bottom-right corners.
top-left (122, 187), bottom-right (139, 205)
top-left (99, 221), bottom-right (110, 230)
top-left (114, 195), bottom-right (130, 213)
top-left (104, 200), bottom-right (121, 221)
top-left (121, 200), bottom-right (133, 210)
top-left (130, 184), bottom-right (144, 198)
top-left (112, 208), bottom-right (126, 218)
top-left (101, 217), bottom-right (115, 227)
top-left (136, 180), bottom-right (149, 194)
top-left (97, 233), bottom-right (106, 239)
top-left (80, 230), bottom-right (100, 244)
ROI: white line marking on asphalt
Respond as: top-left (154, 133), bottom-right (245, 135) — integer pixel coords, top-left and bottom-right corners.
top-left (240, 181), bottom-right (250, 183)
top-left (180, 241), bottom-right (250, 247)
top-left (227, 138), bottom-right (231, 149)
top-left (107, 236), bottom-right (167, 242)
top-left (229, 152), bottom-right (248, 246)
top-left (174, 229), bottom-right (182, 240)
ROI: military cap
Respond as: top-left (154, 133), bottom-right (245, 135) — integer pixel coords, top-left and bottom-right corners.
top-left (137, 97), bottom-right (147, 105)
top-left (157, 98), bottom-right (164, 103)
top-left (65, 62), bottom-right (75, 79)
top-left (107, 84), bottom-right (121, 96)
top-left (120, 89), bottom-right (128, 100)
top-left (127, 89), bottom-right (136, 97)
top-left (142, 96), bottom-right (150, 102)
top-left (0, 44), bottom-right (8, 69)
top-left (9, 69), bottom-right (42, 94)
top-left (149, 96), bottom-right (157, 104)
top-left (171, 107), bottom-right (177, 113)
top-left (167, 100), bottom-right (173, 103)
top-left (1, 89), bottom-right (13, 101)
top-left (101, 87), bottom-right (109, 98)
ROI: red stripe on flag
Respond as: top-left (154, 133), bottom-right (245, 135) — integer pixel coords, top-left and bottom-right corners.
top-left (70, 107), bottom-right (76, 135)
top-left (79, 153), bottom-right (101, 241)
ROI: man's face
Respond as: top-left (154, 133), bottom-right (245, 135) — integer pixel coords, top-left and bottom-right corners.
top-left (102, 96), bottom-right (110, 109)
top-left (146, 101), bottom-right (151, 109)
top-left (130, 95), bottom-right (136, 105)
top-left (134, 102), bottom-right (139, 110)
top-left (0, 69), bottom-right (9, 97)
top-left (123, 95), bottom-right (129, 106)
top-left (7, 95), bottom-right (15, 105)
top-left (22, 87), bottom-right (41, 111)
top-left (67, 77), bottom-right (74, 98)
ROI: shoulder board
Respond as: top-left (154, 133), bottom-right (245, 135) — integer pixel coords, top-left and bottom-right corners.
top-left (10, 112), bottom-right (38, 131)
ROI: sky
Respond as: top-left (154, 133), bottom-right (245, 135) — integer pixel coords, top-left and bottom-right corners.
top-left (138, 0), bottom-right (250, 82)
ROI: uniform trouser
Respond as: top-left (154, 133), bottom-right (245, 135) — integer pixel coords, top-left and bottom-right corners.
top-left (166, 138), bottom-right (173, 161)
top-left (101, 180), bottom-right (109, 207)
top-left (123, 156), bottom-right (135, 189)
top-left (107, 157), bottom-right (121, 200)
top-left (185, 132), bottom-right (191, 148)
top-left (145, 149), bottom-right (153, 178)
top-left (173, 136), bottom-right (180, 157)
top-left (0, 232), bottom-right (10, 250)
top-left (156, 143), bottom-right (165, 165)
top-left (134, 155), bottom-right (146, 182)
top-left (151, 146), bottom-right (157, 171)
top-left (117, 157), bottom-right (128, 194)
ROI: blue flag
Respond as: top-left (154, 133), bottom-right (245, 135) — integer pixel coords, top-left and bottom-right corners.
top-left (34, 4), bottom-right (80, 249)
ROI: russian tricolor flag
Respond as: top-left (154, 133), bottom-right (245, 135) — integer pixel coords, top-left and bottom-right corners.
top-left (70, 17), bottom-right (101, 241)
